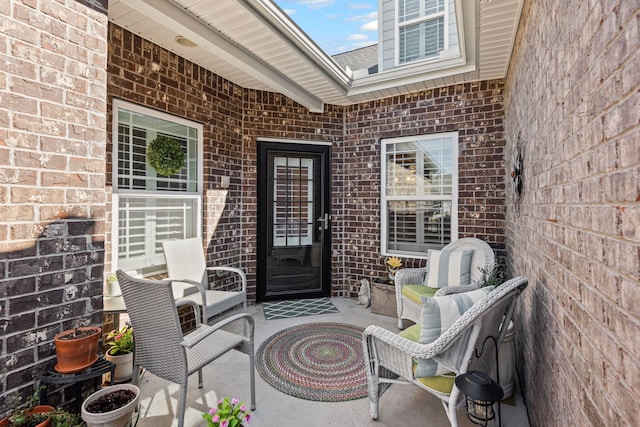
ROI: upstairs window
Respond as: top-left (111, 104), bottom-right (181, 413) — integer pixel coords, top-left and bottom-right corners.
top-left (381, 132), bottom-right (458, 257)
top-left (398, 0), bottom-right (446, 64)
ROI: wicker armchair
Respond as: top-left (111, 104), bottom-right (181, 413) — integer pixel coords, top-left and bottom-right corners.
top-left (394, 238), bottom-right (495, 329)
top-left (163, 237), bottom-right (247, 324)
top-left (364, 276), bottom-right (527, 427)
top-left (116, 270), bottom-right (255, 427)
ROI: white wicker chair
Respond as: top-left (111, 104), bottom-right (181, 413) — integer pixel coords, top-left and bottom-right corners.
top-left (394, 238), bottom-right (496, 329)
top-left (363, 276), bottom-right (528, 427)
top-left (163, 237), bottom-right (247, 324)
top-left (116, 270), bottom-right (255, 427)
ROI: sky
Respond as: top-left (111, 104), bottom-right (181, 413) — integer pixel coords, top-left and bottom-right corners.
top-left (273, 0), bottom-right (379, 56)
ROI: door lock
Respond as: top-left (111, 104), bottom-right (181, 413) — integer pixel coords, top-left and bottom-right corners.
top-left (317, 213), bottom-right (330, 230)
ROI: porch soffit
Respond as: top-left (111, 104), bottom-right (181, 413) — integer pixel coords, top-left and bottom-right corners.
top-left (108, 0), bottom-right (523, 112)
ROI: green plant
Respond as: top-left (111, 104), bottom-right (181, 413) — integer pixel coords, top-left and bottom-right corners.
top-left (49, 408), bottom-right (83, 427)
top-left (105, 325), bottom-right (134, 356)
top-left (202, 397), bottom-right (251, 427)
top-left (478, 263), bottom-right (506, 287)
top-left (106, 271), bottom-right (117, 283)
top-left (3, 390), bottom-right (53, 427)
top-left (147, 135), bottom-right (185, 176)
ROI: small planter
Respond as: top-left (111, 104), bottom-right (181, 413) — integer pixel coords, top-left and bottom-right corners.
top-left (54, 326), bottom-right (101, 374)
top-left (0, 405), bottom-right (55, 427)
top-left (103, 351), bottom-right (133, 383)
top-left (81, 384), bottom-right (140, 427)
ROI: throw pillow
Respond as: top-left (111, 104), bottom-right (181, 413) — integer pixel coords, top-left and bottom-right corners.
top-left (424, 249), bottom-right (473, 289)
top-left (415, 286), bottom-right (494, 378)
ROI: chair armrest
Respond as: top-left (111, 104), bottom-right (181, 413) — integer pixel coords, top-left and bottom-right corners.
top-left (363, 325), bottom-right (442, 360)
top-left (175, 299), bottom-right (203, 327)
top-left (394, 267), bottom-right (428, 287)
top-left (207, 266), bottom-right (247, 292)
top-left (169, 277), bottom-right (209, 321)
top-left (180, 313), bottom-right (255, 348)
top-left (434, 283), bottom-right (481, 296)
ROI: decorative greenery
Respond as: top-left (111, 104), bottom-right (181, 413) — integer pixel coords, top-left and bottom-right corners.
top-left (202, 397), bottom-right (251, 427)
top-left (106, 271), bottom-right (117, 283)
top-left (478, 263), bottom-right (506, 288)
top-left (106, 325), bottom-right (134, 356)
top-left (147, 135), bottom-right (185, 176)
top-left (1, 389), bottom-right (77, 427)
top-left (49, 408), bottom-right (83, 427)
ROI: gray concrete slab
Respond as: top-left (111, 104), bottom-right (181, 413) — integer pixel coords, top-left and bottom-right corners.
top-left (132, 298), bottom-right (530, 427)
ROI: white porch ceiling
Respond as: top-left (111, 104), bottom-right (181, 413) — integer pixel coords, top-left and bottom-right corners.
top-left (108, 0), bottom-right (523, 112)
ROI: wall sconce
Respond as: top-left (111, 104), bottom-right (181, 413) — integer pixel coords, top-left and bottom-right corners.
top-left (220, 176), bottom-right (230, 189)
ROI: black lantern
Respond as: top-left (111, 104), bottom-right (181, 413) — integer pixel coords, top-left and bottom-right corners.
top-left (455, 370), bottom-right (503, 426)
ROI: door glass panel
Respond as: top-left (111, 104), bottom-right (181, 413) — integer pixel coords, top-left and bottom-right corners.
top-left (265, 152), bottom-right (324, 296)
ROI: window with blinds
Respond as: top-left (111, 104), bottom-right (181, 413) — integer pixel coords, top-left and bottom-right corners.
top-left (381, 132), bottom-right (458, 257)
top-left (397, 0), bottom-right (447, 64)
top-left (112, 100), bottom-right (202, 275)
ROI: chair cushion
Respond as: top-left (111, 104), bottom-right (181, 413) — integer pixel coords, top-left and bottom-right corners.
top-left (424, 249), bottom-right (473, 289)
top-left (398, 326), bottom-right (456, 395)
top-left (401, 284), bottom-right (439, 304)
top-left (415, 286), bottom-right (494, 378)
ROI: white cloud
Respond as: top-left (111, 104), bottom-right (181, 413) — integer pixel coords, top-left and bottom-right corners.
top-left (284, 8), bottom-right (296, 15)
top-left (297, 0), bottom-right (334, 9)
top-left (347, 34), bottom-right (368, 41)
top-left (345, 11), bottom-right (378, 22)
top-left (347, 2), bottom-right (372, 9)
top-left (361, 20), bottom-right (378, 31)
top-left (326, 13), bottom-right (340, 19)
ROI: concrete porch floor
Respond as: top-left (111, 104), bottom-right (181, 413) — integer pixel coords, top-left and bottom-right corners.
top-left (131, 298), bottom-right (530, 427)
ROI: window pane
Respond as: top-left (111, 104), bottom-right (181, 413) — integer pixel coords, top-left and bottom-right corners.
top-left (117, 196), bottom-right (198, 271)
top-left (117, 109), bottom-right (198, 193)
top-left (399, 17), bottom-right (444, 63)
top-left (386, 137), bottom-right (453, 197)
top-left (387, 200), bottom-right (451, 252)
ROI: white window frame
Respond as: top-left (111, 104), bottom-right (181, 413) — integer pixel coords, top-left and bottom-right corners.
top-left (395, 0), bottom-right (450, 65)
top-left (111, 99), bottom-right (203, 275)
top-left (381, 132), bottom-right (459, 259)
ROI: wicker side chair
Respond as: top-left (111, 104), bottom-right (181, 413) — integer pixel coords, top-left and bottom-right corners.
top-left (116, 270), bottom-right (255, 427)
top-left (163, 237), bottom-right (247, 324)
top-left (363, 276), bottom-right (528, 427)
top-left (394, 237), bottom-right (496, 329)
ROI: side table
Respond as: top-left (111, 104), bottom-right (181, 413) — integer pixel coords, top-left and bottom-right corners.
top-left (40, 357), bottom-right (116, 413)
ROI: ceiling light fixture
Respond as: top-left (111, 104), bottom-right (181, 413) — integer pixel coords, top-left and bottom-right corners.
top-left (175, 36), bottom-right (197, 47)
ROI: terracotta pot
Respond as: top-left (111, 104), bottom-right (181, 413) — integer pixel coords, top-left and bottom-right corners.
top-left (104, 351), bottom-right (134, 382)
top-left (54, 326), bottom-right (101, 374)
top-left (0, 405), bottom-right (55, 427)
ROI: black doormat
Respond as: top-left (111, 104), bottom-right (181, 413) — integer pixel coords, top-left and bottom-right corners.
top-left (262, 298), bottom-right (338, 320)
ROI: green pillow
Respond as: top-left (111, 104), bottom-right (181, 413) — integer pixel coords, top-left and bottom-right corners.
top-left (415, 286), bottom-right (494, 378)
top-left (424, 249), bottom-right (473, 289)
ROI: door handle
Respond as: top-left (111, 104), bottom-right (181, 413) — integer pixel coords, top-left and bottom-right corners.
top-left (317, 213), bottom-right (330, 230)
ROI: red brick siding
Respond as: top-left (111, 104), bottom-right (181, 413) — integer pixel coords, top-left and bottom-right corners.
top-left (504, 1), bottom-right (640, 425)
top-left (0, 0), bottom-right (108, 411)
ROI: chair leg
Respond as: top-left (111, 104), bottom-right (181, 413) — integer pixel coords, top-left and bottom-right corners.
top-left (177, 384), bottom-right (188, 427)
top-left (198, 368), bottom-right (203, 388)
top-left (249, 352), bottom-right (256, 411)
top-left (444, 388), bottom-right (461, 427)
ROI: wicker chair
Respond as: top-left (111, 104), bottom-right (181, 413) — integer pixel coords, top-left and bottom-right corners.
top-left (363, 276), bottom-right (528, 427)
top-left (116, 270), bottom-right (255, 427)
top-left (394, 238), bottom-right (495, 329)
top-left (163, 237), bottom-right (247, 324)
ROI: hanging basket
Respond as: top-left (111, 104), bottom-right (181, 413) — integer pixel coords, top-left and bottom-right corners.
top-left (147, 135), bottom-right (185, 176)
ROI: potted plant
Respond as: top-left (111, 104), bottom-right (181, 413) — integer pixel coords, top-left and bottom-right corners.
top-left (0, 391), bottom-right (55, 427)
top-left (104, 272), bottom-right (121, 297)
top-left (386, 256), bottom-right (403, 285)
top-left (81, 384), bottom-right (140, 427)
top-left (103, 326), bottom-right (134, 382)
top-left (53, 326), bottom-right (101, 374)
top-left (202, 397), bottom-right (251, 427)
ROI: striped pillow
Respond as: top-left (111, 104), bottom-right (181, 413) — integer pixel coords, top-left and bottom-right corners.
top-left (424, 249), bottom-right (473, 289)
top-left (415, 286), bottom-right (494, 378)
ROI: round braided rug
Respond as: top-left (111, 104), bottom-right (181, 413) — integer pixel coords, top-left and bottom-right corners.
top-left (256, 322), bottom-right (367, 402)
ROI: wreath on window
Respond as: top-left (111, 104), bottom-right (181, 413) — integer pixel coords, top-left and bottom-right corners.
top-left (147, 135), bottom-right (185, 176)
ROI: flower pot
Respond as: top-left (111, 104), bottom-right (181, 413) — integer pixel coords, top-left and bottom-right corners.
top-left (81, 384), bottom-right (140, 427)
top-left (104, 351), bottom-right (133, 383)
top-left (0, 405), bottom-right (55, 427)
top-left (54, 326), bottom-right (101, 374)
top-left (104, 281), bottom-right (121, 297)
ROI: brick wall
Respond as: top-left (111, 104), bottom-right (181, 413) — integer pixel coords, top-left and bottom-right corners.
top-left (0, 0), bottom-right (108, 411)
top-left (504, 1), bottom-right (640, 425)
top-left (106, 24), bottom-right (247, 296)
top-left (341, 82), bottom-right (507, 295)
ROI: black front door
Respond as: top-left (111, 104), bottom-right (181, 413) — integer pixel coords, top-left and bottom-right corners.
top-left (257, 142), bottom-right (331, 301)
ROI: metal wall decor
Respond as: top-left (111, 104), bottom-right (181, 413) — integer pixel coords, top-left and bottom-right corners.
top-left (511, 132), bottom-right (523, 198)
